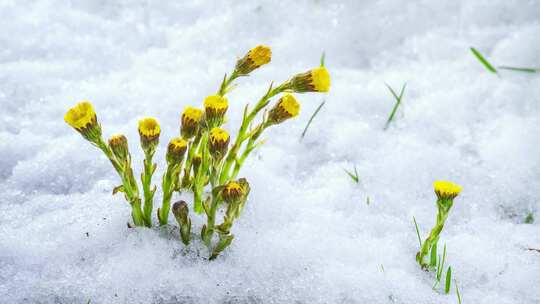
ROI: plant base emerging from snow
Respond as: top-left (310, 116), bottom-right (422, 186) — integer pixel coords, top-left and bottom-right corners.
top-left (64, 46), bottom-right (330, 259)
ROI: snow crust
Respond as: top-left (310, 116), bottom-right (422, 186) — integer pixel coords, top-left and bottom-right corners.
top-left (1, 0), bottom-right (539, 303)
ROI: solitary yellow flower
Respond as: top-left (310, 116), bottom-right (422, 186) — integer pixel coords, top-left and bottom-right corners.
top-left (290, 67), bottom-right (331, 93)
top-left (204, 95), bottom-right (228, 128)
top-left (64, 101), bottom-right (102, 142)
top-left (434, 181), bottom-right (462, 200)
top-left (138, 118), bottom-right (160, 155)
top-left (181, 106), bottom-right (203, 139)
top-left (221, 181), bottom-right (244, 204)
top-left (108, 134), bottom-right (129, 164)
top-left (208, 127), bottom-right (230, 160)
top-left (235, 45), bottom-right (272, 75)
top-left (166, 137), bottom-right (188, 164)
top-left (268, 94), bottom-right (300, 125)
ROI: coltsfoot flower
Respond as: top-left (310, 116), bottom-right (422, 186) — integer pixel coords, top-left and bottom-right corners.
top-left (108, 134), bottom-right (129, 164)
top-left (208, 127), bottom-right (230, 161)
top-left (289, 67), bottom-right (330, 93)
top-left (181, 106), bottom-right (203, 139)
top-left (64, 101), bottom-right (101, 142)
top-left (138, 118), bottom-right (160, 155)
top-left (204, 95), bottom-right (228, 128)
top-left (166, 137), bottom-right (188, 165)
top-left (434, 181), bottom-right (462, 200)
top-left (234, 45), bottom-right (272, 75)
top-left (221, 181), bottom-right (244, 204)
top-left (267, 94), bottom-right (300, 125)
top-left (416, 180), bottom-right (462, 269)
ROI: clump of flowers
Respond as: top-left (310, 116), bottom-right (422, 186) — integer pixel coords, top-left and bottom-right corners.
top-left (416, 181), bottom-right (462, 269)
top-left (64, 46), bottom-right (330, 260)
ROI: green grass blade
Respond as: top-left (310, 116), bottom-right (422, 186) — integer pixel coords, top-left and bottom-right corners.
top-left (413, 216), bottom-right (422, 248)
top-left (498, 66), bottom-right (539, 73)
top-left (445, 266), bottom-right (452, 294)
top-left (470, 47), bottom-right (498, 74)
top-left (300, 100), bottom-right (326, 139)
top-left (440, 244), bottom-right (447, 277)
top-left (320, 52), bottom-right (326, 67)
top-left (436, 254), bottom-right (442, 281)
top-left (343, 166), bottom-right (359, 183)
top-left (384, 83), bottom-right (406, 130)
top-left (455, 279), bottom-right (462, 304)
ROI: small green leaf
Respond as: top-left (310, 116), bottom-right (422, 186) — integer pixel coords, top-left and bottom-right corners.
top-left (112, 185), bottom-right (124, 195)
top-left (430, 242), bottom-right (438, 267)
top-left (320, 52), bottom-right (326, 67)
top-left (445, 266), bottom-right (452, 294)
top-left (470, 47), bottom-right (498, 74)
top-left (525, 212), bottom-right (534, 224)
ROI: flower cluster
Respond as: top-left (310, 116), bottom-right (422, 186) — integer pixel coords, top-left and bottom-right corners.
top-left (64, 45), bottom-right (330, 259)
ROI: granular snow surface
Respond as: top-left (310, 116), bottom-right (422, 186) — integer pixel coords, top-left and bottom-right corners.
top-left (1, 1), bottom-right (540, 303)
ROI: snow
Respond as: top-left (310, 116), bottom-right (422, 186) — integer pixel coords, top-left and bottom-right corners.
top-left (1, 0), bottom-right (539, 303)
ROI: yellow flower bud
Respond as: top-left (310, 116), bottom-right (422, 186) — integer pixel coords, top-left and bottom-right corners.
top-left (108, 134), bottom-right (129, 164)
top-left (289, 67), bottom-right (330, 93)
top-left (221, 181), bottom-right (244, 204)
top-left (208, 127), bottom-right (230, 161)
top-left (204, 95), bottom-right (228, 128)
top-left (267, 94), bottom-right (300, 125)
top-left (434, 181), bottom-right (462, 200)
top-left (181, 106), bottom-right (203, 139)
top-left (234, 45), bottom-right (272, 75)
top-left (64, 101), bottom-right (101, 142)
top-left (192, 153), bottom-right (202, 174)
top-left (138, 118), bottom-right (160, 155)
top-left (166, 137), bottom-right (188, 165)
top-left (237, 177), bottom-right (251, 197)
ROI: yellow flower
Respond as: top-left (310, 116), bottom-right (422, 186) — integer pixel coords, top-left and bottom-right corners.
top-left (221, 181), bottom-right (244, 204)
top-left (181, 106), bottom-right (204, 139)
top-left (64, 101), bottom-right (102, 142)
top-left (138, 118), bottom-right (160, 155)
top-left (235, 45), bottom-right (272, 75)
top-left (290, 67), bottom-right (331, 93)
top-left (64, 101), bottom-right (96, 129)
top-left (204, 95), bottom-right (228, 128)
top-left (434, 181), bottom-right (462, 200)
top-left (208, 127), bottom-right (230, 160)
top-left (108, 134), bottom-right (129, 164)
top-left (166, 137), bottom-right (188, 164)
top-left (268, 94), bottom-right (300, 125)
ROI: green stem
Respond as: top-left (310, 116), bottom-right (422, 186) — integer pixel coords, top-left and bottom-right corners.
top-left (230, 123), bottom-right (267, 179)
top-left (96, 138), bottom-right (145, 227)
top-left (193, 132), bottom-right (209, 213)
top-left (202, 193), bottom-right (220, 247)
top-left (159, 163), bottom-right (181, 225)
top-left (180, 135), bottom-right (201, 190)
top-left (141, 153), bottom-right (155, 227)
top-left (219, 84), bottom-right (285, 184)
top-left (416, 201), bottom-right (451, 268)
